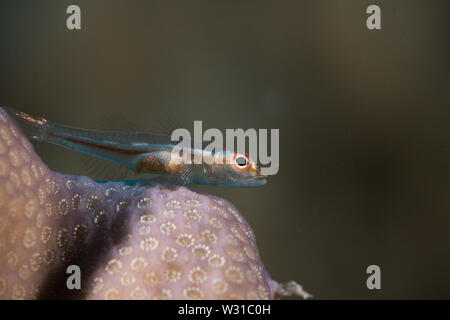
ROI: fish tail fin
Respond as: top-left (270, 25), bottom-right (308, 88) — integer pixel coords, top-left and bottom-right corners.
top-left (1, 106), bottom-right (50, 142)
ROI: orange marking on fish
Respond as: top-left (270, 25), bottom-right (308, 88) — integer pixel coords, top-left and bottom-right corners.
top-left (137, 154), bottom-right (167, 173)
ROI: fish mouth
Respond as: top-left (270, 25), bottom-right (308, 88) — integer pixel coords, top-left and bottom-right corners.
top-left (256, 174), bottom-right (268, 180)
top-left (249, 175), bottom-right (267, 186)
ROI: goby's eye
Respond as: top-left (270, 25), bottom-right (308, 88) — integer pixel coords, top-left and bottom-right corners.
top-left (236, 156), bottom-right (247, 166)
top-left (232, 153), bottom-right (251, 171)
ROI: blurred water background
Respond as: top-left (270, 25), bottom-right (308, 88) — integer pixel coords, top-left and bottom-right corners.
top-left (0, 0), bottom-right (449, 298)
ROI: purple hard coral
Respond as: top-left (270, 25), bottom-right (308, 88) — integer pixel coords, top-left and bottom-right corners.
top-left (0, 107), bottom-right (309, 300)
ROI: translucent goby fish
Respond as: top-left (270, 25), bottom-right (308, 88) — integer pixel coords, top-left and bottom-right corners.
top-left (3, 107), bottom-right (267, 187)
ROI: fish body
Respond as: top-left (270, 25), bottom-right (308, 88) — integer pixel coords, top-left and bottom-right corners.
top-left (3, 107), bottom-right (267, 187)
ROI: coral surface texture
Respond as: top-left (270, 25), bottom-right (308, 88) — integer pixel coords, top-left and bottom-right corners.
top-left (0, 107), bottom-right (280, 300)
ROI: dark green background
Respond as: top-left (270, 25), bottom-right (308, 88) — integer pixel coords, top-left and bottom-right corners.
top-left (0, 1), bottom-right (449, 299)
